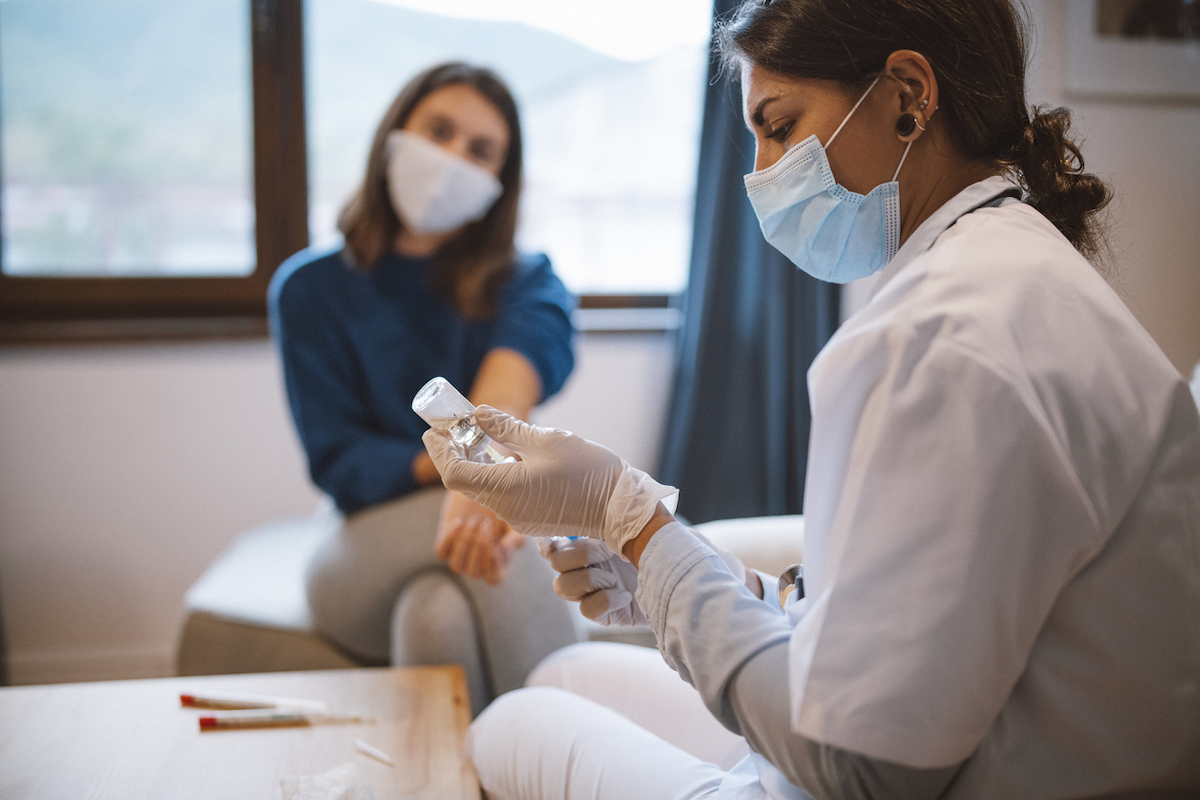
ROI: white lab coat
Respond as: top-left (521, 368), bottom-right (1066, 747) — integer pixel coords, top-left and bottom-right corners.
top-left (781, 176), bottom-right (1200, 794)
top-left (469, 176), bottom-right (1200, 800)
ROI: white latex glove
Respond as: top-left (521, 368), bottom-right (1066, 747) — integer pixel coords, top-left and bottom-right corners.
top-left (422, 406), bottom-right (677, 555)
top-left (538, 537), bottom-right (647, 626)
top-left (537, 531), bottom-right (754, 628)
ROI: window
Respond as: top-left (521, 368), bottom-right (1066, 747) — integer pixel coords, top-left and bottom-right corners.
top-left (307, 0), bottom-right (712, 298)
top-left (0, 0), bottom-right (306, 338)
top-left (0, 0), bottom-right (710, 340)
top-left (2, 0), bottom-right (254, 277)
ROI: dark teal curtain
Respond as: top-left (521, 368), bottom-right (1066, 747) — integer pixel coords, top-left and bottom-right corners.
top-left (659, 0), bottom-right (840, 524)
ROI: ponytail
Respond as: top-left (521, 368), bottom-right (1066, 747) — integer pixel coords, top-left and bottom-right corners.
top-left (1004, 106), bottom-right (1112, 263)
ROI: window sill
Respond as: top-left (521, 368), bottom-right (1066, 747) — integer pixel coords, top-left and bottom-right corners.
top-left (575, 293), bottom-right (681, 334)
top-left (0, 315), bottom-right (269, 346)
top-left (0, 294), bottom-right (683, 345)
top-left (574, 307), bottom-right (681, 334)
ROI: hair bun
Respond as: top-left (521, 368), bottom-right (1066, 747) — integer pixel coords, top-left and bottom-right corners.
top-left (1011, 106), bottom-right (1111, 261)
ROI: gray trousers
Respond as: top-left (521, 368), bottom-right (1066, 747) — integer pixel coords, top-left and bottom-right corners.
top-left (305, 487), bottom-right (581, 716)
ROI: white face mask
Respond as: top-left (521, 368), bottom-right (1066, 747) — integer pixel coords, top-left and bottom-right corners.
top-left (385, 129), bottom-right (504, 235)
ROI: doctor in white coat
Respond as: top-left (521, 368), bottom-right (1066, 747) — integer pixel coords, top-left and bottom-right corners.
top-left (422, 0), bottom-right (1200, 797)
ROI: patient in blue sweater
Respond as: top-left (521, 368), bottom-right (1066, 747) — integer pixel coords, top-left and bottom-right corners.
top-left (268, 62), bottom-right (579, 715)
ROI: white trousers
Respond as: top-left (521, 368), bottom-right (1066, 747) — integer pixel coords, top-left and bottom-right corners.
top-left (470, 642), bottom-right (765, 800)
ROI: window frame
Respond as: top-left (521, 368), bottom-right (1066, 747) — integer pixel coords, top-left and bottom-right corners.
top-left (0, 0), bottom-right (680, 344)
top-left (0, 0), bottom-right (309, 342)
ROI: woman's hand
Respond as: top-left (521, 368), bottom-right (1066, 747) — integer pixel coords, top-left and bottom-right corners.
top-left (423, 406), bottom-right (677, 554)
top-left (435, 491), bottom-right (526, 585)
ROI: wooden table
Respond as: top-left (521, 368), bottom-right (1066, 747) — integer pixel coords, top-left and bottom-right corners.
top-left (0, 666), bottom-right (480, 800)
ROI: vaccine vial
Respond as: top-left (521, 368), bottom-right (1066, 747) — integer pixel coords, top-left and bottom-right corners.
top-left (411, 377), bottom-right (512, 464)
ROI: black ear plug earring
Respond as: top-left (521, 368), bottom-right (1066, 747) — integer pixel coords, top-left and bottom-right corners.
top-left (896, 113), bottom-right (918, 137)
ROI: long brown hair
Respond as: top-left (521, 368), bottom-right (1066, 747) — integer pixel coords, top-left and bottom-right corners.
top-left (717, 0), bottom-right (1112, 262)
top-left (338, 62), bottom-right (523, 318)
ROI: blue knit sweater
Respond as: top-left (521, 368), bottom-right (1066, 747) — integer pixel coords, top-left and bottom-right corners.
top-left (268, 246), bottom-right (575, 514)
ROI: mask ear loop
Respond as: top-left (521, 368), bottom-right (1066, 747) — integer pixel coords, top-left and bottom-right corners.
top-left (892, 140), bottom-right (913, 181)
top-left (825, 74), bottom-right (882, 149)
top-left (827, 73), bottom-right (915, 181)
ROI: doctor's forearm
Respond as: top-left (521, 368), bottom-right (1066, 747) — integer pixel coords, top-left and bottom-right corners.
top-left (623, 503), bottom-right (676, 567)
top-left (636, 524), bottom-right (961, 799)
top-left (635, 523), bottom-right (792, 727)
top-left (728, 642), bottom-right (962, 800)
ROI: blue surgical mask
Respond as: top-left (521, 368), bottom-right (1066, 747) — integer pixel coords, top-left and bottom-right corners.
top-left (744, 75), bottom-right (912, 284)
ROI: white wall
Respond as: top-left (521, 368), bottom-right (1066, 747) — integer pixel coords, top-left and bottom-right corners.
top-left (0, 332), bottom-right (676, 685)
top-left (0, 341), bottom-right (320, 683)
top-left (1027, 0), bottom-right (1200, 374)
top-left (533, 330), bottom-right (677, 474)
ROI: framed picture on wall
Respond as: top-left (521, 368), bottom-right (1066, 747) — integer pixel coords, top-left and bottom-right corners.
top-left (1066, 0), bottom-right (1200, 99)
